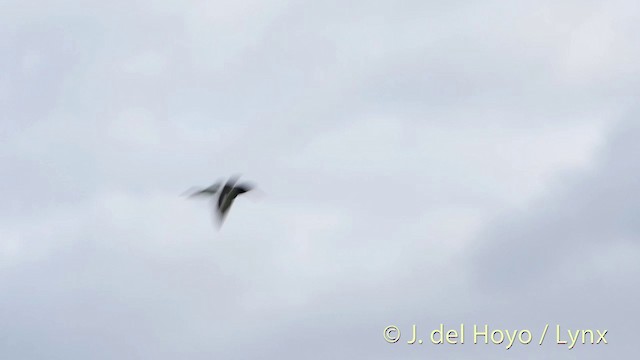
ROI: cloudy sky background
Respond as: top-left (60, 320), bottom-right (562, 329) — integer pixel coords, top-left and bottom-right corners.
top-left (1, 0), bottom-right (638, 358)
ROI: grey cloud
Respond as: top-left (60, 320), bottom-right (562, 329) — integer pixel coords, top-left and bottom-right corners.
top-left (470, 114), bottom-right (640, 292)
top-left (1, 0), bottom-right (638, 359)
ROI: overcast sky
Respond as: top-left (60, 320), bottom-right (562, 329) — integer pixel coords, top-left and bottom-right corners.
top-left (1, 0), bottom-right (638, 359)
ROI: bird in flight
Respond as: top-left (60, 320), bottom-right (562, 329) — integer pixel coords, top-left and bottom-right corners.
top-left (185, 175), bottom-right (255, 227)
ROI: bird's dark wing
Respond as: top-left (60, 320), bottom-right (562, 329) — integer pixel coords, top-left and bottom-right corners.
top-left (190, 190), bottom-right (210, 197)
top-left (183, 187), bottom-right (213, 197)
top-left (185, 181), bottom-right (222, 197)
top-left (234, 183), bottom-right (254, 194)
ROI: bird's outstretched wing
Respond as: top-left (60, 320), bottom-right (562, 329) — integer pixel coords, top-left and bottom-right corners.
top-left (233, 182), bottom-right (254, 194)
top-left (183, 180), bottom-right (223, 197)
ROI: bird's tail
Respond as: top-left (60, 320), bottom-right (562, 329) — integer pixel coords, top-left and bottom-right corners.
top-left (214, 210), bottom-right (228, 230)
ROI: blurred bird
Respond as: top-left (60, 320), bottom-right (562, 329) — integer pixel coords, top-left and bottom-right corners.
top-left (185, 175), bottom-right (255, 228)
top-left (217, 175), bottom-right (254, 222)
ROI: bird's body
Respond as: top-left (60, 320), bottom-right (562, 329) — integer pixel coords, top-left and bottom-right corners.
top-left (185, 175), bottom-right (254, 228)
top-left (217, 178), bottom-right (252, 221)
